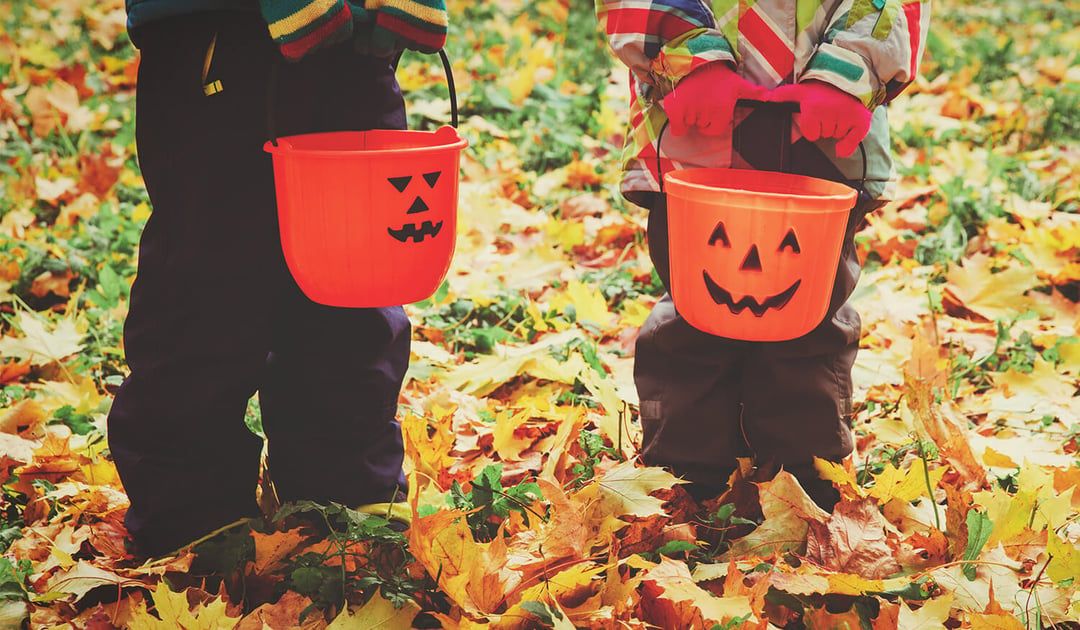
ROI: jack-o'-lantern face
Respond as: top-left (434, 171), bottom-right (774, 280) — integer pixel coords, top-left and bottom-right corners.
top-left (387, 170), bottom-right (444, 243)
top-left (700, 220), bottom-right (802, 317)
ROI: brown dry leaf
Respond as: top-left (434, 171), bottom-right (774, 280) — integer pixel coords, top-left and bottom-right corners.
top-left (871, 598), bottom-right (901, 630)
top-left (24, 79), bottom-right (93, 137)
top-left (0, 399), bottom-right (47, 435)
top-left (726, 472), bottom-right (827, 558)
top-left (77, 144), bottom-right (123, 198)
top-left (904, 373), bottom-right (987, 490)
top-left (251, 528), bottom-right (308, 575)
top-left (639, 557), bottom-right (756, 629)
top-left (805, 499), bottom-right (902, 579)
top-left (802, 605), bottom-right (865, 629)
top-left (0, 359), bottom-right (33, 385)
top-left (43, 560), bottom-right (145, 603)
top-left (766, 570), bottom-right (830, 596)
top-left (12, 431), bottom-right (85, 494)
top-left (56, 192), bottom-right (102, 227)
top-left (236, 592), bottom-right (325, 630)
top-left (29, 269), bottom-right (75, 298)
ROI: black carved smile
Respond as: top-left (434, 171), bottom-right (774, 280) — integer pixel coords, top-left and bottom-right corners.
top-left (702, 272), bottom-right (801, 317)
top-left (388, 220), bottom-right (444, 243)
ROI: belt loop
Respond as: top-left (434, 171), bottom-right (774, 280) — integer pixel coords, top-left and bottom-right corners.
top-left (202, 31), bottom-right (224, 96)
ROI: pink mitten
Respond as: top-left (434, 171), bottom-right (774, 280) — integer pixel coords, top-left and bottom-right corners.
top-left (662, 63), bottom-right (766, 136)
top-left (768, 81), bottom-right (872, 157)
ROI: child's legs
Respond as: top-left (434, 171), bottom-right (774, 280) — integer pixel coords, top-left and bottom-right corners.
top-left (740, 303), bottom-right (861, 506)
top-left (107, 12), bottom-right (411, 554)
top-left (635, 195), bottom-right (752, 497)
top-left (635, 295), bottom-right (753, 498)
top-left (253, 17), bottom-right (411, 507)
top-left (260, 299), bottom-right (410, 507)
top-left (741, 198), bottom-right (880, 507)
top-left (107, 12), bottom-right (281, 554)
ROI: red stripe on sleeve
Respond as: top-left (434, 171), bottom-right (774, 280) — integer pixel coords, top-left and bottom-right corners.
top-left (377, 13), bottom-right (446, 50)
top-left (903, 2), bottom-right (923, 80)
top-left (280, 8), bottom-right (351, 59)
top-left (605, 7), bottom-right (698, 41)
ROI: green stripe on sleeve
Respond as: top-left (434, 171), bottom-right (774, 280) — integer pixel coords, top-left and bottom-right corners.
top-left (811, 50), bottom-right (865, 82)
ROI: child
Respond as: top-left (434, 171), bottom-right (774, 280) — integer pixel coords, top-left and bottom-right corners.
top-left (595, 0), bottom-right (930, 509)
top-left (109, 0), bottom-right (445, 557)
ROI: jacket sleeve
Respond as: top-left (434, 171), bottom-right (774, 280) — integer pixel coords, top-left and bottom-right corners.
top-left (595, 0), bottom-right (737, 98)
top-left (800, 0), bottom-right (931, 109)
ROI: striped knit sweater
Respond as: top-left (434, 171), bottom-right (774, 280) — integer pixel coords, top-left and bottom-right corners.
top-left (374, 0), bottom-right (448, 53)
top-left (261, 0), bottom-right (354, 60)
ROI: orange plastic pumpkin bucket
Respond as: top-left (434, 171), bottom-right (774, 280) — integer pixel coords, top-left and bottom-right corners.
top-left (664, 168), bottom-right (857, 341)
top-left (264, 126), bottom-right (467, 307)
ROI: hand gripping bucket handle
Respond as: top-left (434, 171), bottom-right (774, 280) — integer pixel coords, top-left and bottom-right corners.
top-left (658, 99), bottom-right (864, 342)
top-left (264, 50), bottom-right (468, 308)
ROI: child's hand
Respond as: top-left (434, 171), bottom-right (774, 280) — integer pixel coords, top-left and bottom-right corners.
top-left (662, 63), bottom-right (766, 137)
top-left (362, 0), bottom-right (448, 55)
top-left (768, 81), bottom-right (872, 158)
top-left (260, 0), bottom-right (354, 61)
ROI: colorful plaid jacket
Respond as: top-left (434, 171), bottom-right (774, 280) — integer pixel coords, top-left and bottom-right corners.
top-left (596, 0), bottom-right (931, 203)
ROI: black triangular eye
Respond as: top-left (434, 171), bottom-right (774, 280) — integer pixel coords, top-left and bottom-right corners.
top-left (422, 171), bottom-right (441, 187)
top-left (708, 222), bottom-right (730, 247)
top-left (778, 229), bottom-right (800, 253)
top-left (388, 176), bottom-right (411, 192)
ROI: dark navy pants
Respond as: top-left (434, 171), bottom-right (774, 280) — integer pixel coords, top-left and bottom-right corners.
top-left (108, 11), bottom-right (410, 556)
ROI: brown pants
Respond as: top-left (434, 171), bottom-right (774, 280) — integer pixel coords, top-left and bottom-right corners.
top-left (635, 189), bottom-right (882, 505)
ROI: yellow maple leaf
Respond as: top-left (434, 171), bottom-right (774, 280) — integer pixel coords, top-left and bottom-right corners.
top-left (326, 593), bottom-right (420, 629)
top-left (127, 581), bottom-right (239, 630)
top-left (990, 356), bottom-right (1076, 401)
top-left (548, 280), bottom-right (611, 328)
top-left (815, 458), bottom-right (865, 501)
top-left (1046, 531), bottom-right (1080, 585)
top-left (897, 592), bottom-right (953, 629)
top-left (594, 460), bottom-right (680, 519)
top-left (0, 311), bottom-right (83, 366)
top-left (868, 460), bottom-right (946, 504)
top-left (943, 252), bottom-right (1039, 321)
top-left (1057, 338), bottom-right (1080, 376)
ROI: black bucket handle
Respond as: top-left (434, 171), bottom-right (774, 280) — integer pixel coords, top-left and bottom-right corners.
top-left (268, 47), bottom-right (459, 147)
top-left (656, 98), bottom-right (867, 196)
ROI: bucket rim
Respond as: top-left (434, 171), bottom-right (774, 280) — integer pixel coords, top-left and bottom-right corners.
top-left (264, 127), bottom-right (468, 158)
top-left (664, 168), bottom-right (857, 204)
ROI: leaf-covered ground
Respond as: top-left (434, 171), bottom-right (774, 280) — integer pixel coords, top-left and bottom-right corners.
top-left (2, 0), bottom-right (1079, 628)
